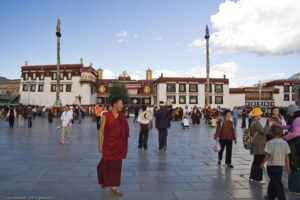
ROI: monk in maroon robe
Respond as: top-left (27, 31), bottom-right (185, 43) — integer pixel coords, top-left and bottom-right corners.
top-left (97, 98), bottom-right (129, 196)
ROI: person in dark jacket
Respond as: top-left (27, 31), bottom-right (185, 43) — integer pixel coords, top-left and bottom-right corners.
top-left (216, 110), bottom-right (237, 168)
top-left (27, 106), bottom-right (33, 128)
top-left (155, 102), bottom-right (171, 151)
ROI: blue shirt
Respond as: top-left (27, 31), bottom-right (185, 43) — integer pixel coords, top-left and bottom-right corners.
top-left (232, 110), bottom-right (239, 119)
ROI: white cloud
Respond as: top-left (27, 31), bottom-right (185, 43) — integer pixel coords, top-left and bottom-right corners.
top-left (116, 39), bottom-right (127, 43)
top-left (188, 39), bottom-right (206, 48)
top-left (269, 73), bottom-right (286, 78)
top-left (176, 42), bottom-right (181, 46)
top-left (115, 31), bottom-right (127, 38)
top-left (132, 34), bottom-right (138, 39)
top-left (151, 62), bottom-right (239, 79)
top-left (230, 82), bottom-right (241, 88)
top-left (103, 69), bottom-right (114, 79)
top-left (207, 0), bottom-right (300, 55)
top-left (155, 37), bottom-right (163, 41)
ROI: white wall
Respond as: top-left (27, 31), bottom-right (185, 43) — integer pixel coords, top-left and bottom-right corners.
top-left (229, 93), bottom-right (245, 108)
top-left (20, 76), bottom-right (96, 107)
top-left (273, 86), bottom-right (295, 107)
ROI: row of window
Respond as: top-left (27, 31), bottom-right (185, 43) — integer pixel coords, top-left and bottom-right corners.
top-left (23, 72), bottom-right (72, 81)
top-left (22, 84), bottom-right (72, 92)
top-left (165, 95), bottom-right (224, 105)
top-left (165, 83), bottom-right (223, 93)
top-left (284, 85), bottom-right (296, 93)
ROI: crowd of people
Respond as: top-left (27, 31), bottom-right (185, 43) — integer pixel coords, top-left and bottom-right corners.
top-left (1, 102), bottom-right (299, 199)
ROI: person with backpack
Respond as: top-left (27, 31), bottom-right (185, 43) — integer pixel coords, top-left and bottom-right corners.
top-left (249, 107), bottom-right (273, 183)
top-left (215, 110), bottom-right (237, 168)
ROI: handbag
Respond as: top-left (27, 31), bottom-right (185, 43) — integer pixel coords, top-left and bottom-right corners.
top-left (213, 141), bottom-right (221, 152)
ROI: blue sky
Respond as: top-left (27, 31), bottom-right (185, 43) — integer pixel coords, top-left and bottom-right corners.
top-left (0, 0), bottom-right (299, 87)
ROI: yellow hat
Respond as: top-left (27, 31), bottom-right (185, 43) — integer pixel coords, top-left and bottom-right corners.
top-left (251, 108), bottom-right (263, 117)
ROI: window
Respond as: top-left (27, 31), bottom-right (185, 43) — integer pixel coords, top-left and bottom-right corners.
top-left (189, 84), bottom-right (198, 92)
top-left (66, 84), bottom-right (72, 92)
top-left (292, 85), bottom-right (295, 93)
top-left (38, 85), bottom-right (44, 92)
top-left (59, 85), bottom-right (63, 92)
top-left (22, 85), bottom-right (28, 91)
top-left (284, 85), bottom-right (290, 93)
top-left (167, 96), bottom-right (176, 104)
top-left (32, 73), bottom-right (36, 80)
top-left (209, 83), bottom-right (212, 92)
top-left (51, 85), bottom-right (56, 92)
top-left (30, 85), bottom-right (36, 92)
top-left (60, 72), bottom-right (64, 80)
top-left (284, 94), bottom-right (290, 101)
top-left (189, 96), bottom-right (198, 104)
top-left (40, 73), bottom-right (44, 80)
top-left (25, 73), bottom-right (28, 80)
top-left (215, 84), bottom-right (223, 93)
top-left (179, 96), bottom-right (186, 104)
top-left (209, 96), bottom-right (212, 104)
top-left (167, 83), bottom-right (176, 92)
top-left (179, 84), bottom-right (186, 92)
top-left (67, 72), bottom-right (72, 80)
top-left (215, 96), bottom-right (223, 104)
top-left (52, 73), bottom-right (57, 80)
top-left (154, 85), bottom-right (157, 95)
top-left (91, 85), bottom-right (95, 94)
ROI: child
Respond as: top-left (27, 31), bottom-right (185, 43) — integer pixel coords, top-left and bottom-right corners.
top-left (211, 118), bottom-right (217, 127)
top-left (260, 125), bottom-right (291, 200)
top-left (182, 116), bottom-right (190, 129)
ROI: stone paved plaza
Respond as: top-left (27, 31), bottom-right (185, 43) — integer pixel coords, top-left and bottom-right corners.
top-left (0, 117), bottom-right (298, 200)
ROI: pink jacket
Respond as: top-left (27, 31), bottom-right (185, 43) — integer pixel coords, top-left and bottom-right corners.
top-left (282, 117), bottom-right (300, 141)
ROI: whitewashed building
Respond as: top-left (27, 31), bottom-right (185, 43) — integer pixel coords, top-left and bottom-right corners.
top-left (19, 62), bottom-right (97, 107)
top-left (153, 74), bottom-right (230, 110)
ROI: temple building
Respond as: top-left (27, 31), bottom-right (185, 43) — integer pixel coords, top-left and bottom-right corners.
top-left (96, 69), bottom-right (154, 106)
top-left (18, 61), bottom-right (299, 110)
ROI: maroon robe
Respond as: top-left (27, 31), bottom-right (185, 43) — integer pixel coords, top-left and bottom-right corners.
top-left (97, 111), bottom-right (129, 187)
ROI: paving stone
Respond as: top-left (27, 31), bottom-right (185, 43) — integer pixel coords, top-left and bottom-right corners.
top-left (0, 117), bottom-right (295, 200)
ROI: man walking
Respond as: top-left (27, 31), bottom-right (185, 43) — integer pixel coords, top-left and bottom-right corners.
top-left (16, 104), bottom-right (24, 127)
top-left (96, 104), bottom-right (103, 130)
top-left (155, 102), bottom-right (171, 151)
top-left (60, 105), bottom-right (73, 145)
top-left (232, 106), bottom-right (239, 130)
top-left (27, 106), bottom-right (33, 128)
top-left (138, 105), bottom-right (152, 151)
top-left (97, 98), bottom-right (129, 196)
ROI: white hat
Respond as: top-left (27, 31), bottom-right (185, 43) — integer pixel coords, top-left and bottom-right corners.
top-left (142, 111), bottom-right (151, 121)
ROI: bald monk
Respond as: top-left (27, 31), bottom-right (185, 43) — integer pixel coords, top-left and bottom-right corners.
top-left (97, 97), bottom-right (129, 196)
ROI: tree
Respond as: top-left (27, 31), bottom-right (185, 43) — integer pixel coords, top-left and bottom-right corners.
top-left (107, 82), bottom-right (131, 105)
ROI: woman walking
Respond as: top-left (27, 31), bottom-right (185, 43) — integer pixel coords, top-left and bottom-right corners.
top-left (282, 104), bottom-right (300, 194)
top-left (216, 110), bottom-right (237, 168)
top-left (249, 107), bottom-right (273, 183)
top-left (7, 106), bottom-right (16, 128)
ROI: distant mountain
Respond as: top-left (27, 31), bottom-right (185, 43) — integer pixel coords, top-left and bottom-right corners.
top-left (0, 76), bottom-right (10, 83)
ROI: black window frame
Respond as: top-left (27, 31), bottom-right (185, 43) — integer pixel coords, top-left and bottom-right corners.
top-left (189, 84), bottom-right (198, 92)
top-left (284, 85), bottom-right (290, 93)
top-left (179, 96), bottom-right (186, 104)
top-left (166, 83), bottom-right (176, 92)
top-left (215, 84), bottom-right (223, 93)
top-left (22, 85), bottom-right (28, 91)
top-left (215, 96), bottom-right (223, 104)
top-left (179, 84), bottom-right (186, 93)
top-left (66, 84), bottom-right (72, 92)
top-left (30, 84), bottom-right (36, 92)
top-left (167, 96), bottom-right (176, 104)
top-left (189, 96), bottom-right (198, 104)
top-left (284, 94), bottom-right (290, 101)
top-left (38, 85), bottom-right (44, 92)
top-left (51, 85), bottom-right (56, 92)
